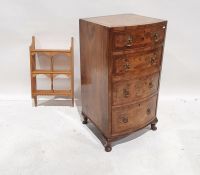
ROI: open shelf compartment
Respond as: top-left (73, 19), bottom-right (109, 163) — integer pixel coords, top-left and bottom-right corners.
top-left (29, 36), bottom-right (74, 106)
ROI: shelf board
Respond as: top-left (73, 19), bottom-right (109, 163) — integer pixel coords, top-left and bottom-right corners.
top-left (33, 90), bottom-right (72, 96)
top-left (32, 70), bottom-right (71, 75)
top-left (30, 49), bottom-right (71, 57)
top-left (32, 49), bottom-right (70, 53)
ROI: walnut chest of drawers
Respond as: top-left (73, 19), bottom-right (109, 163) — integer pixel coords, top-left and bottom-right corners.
top-left (79, 14), bottom-right (167, 152)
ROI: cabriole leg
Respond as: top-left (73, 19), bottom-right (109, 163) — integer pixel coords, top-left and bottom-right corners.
top-left (151, 117), bottom-right (158, 131)
top-left (104, 140), bottom-right (112, 152)
top-left (82, 113), bottom-right (88, 124)
top-left (33, 96), bottom-right (37, 107)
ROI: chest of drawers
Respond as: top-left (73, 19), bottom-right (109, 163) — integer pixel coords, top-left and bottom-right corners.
top-left (79, 14), bottom-right (167, 152)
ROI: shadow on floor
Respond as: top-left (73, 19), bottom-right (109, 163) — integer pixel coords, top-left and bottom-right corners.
top-left (37, 97), bottom-right (73, 107)
top-left (86, 122), bottom-right (150, 147)
top-left (75, 99), bottom-right (151, 148)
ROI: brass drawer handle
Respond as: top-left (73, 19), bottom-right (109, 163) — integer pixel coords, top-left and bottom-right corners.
top-left (123, 63), bottom-right (130, 71)
top-left (123, 88), bottom-right (129, 98)
top-left (153, 33), bottom-right (159, 42)
top-left (125, 35), bottom-right (133, 47)
top-left (146, 108), bottom-right (151, 115)
top-left (119, 116), bottom-right (128, 124)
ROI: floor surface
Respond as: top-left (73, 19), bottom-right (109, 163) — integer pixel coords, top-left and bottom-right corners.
top-left (0, 97), bottom-right (199, 175)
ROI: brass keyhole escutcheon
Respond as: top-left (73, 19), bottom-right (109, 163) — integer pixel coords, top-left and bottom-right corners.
top-left (123, 63), bottom-right (130, 71)
top-left (123, 57), bottom-right (130, 71)
top-left (119, 116), bottom-right (129, 124)
top-left (123, 88), bottom-right (130, 98)
top-left (121, 116), bottom-right (128, 123)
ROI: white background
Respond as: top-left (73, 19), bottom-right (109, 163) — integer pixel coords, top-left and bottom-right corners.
top-left (0, 0), bottom-right (200, 100)
top-left (1, 1), bottom-right (200, 175)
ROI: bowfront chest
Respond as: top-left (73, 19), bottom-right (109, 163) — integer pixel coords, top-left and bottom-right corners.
top-left (79, 14), bottom-right (167, 152)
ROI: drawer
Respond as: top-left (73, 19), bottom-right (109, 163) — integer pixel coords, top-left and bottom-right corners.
top-left (112, 73), bottom-right (159, 106)
top-left (112, 95), bottom-right (157, 134)
top-left (112, 48), bottom-right (162, 75)
top-left (112, 22), bottom-right (166, 52)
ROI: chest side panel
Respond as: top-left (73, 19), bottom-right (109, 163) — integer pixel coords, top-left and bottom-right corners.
top-left (80, 20), bottom-right (110, 137)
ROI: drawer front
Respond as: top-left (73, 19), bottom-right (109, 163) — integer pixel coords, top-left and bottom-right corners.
top-left (112, 73), bottom-right (159, 106)
top-left (112, 95), bottom-right (157, 134)
top-left (112, 48), bottom-right (162, 75)
top-left (112, 23), bottom-right (166, 52)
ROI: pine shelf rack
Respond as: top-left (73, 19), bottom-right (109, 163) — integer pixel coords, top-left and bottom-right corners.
top-left (29, 36), bottom-right (74, 106)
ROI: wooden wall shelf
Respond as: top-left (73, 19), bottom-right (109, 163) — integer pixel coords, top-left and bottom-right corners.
top-left (29, 36), bottom-right (74, 106)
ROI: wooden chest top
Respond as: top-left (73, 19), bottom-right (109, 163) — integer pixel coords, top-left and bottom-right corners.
top-left (81, 14), bottom-right (166, 27)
